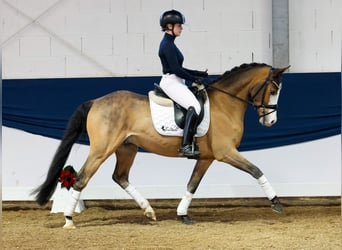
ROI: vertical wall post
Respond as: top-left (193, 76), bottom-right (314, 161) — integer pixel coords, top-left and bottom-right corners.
top-left (272, 0), bottom-right (289, 68)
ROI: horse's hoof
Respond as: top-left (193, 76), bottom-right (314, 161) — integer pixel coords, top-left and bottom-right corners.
top-left (63, 222), bottom-right (76, 229)
top-left (272, 203), bottom-right (283, 213)
top-left (144, 211), bottom-right (157, 221)
top-left (179, 215), bottom-right (194, 225)
top-left (63, 217), bottom-right (76, 229)
top-left (271, 196), bottom-right (284, 213)
top-left (144, 206), bottom-right (157, 221)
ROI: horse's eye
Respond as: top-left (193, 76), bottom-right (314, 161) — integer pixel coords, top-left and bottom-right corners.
top-left (270, 90), bottom-right (276, 95)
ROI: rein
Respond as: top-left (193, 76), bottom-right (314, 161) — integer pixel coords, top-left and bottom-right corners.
top-left (205, 83), bottom-right (254, 106)
top-left (204, 67), bottom-right (280, 117)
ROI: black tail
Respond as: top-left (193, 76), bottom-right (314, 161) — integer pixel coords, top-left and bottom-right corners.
top-left (32, 101), bottom-right (92, 206)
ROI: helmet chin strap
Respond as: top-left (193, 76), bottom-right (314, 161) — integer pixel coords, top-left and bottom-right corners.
top-left (171, 24), bottom-right (176, 36)
top-left (166, 24), bottom-right (176, 36)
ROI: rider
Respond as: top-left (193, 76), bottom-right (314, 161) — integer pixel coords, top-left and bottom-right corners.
top-left (158, 9), bottom-right (211, 158)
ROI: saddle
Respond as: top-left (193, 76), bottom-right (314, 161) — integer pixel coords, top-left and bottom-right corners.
top-left (148, 84), bottom-right (210, 137)
top-left (152, 83), bottom-right (207, 129)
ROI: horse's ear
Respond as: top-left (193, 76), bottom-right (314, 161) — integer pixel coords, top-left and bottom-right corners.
top-left (278, 65), bottom-right (291, 74)
top-left (273, 65), bottom-right (290, 76)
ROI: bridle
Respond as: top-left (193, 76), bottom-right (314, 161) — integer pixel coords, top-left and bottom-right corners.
top-left (205, 67), bottom-right (282, 118)
top-left (250, 68), bottom-right (282, 118)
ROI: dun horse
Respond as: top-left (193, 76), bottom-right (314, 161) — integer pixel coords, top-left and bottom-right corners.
top-left (33, 63), bottom-right (290, 228)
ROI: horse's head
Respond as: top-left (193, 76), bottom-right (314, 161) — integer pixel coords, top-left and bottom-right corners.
top-left (250, 65), bottom-right (290, 127)
top-left (208, 63), bottom-right (290, 127)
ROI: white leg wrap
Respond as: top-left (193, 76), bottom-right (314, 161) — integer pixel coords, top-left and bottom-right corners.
top-left (125, 184), bottom-right (149, 209)
top-left (64, 188), bottom-right (81, 217)
top-left (177, 191), bottom-right (194, 216)
top-left (257, 175), bottom-right (276, 200)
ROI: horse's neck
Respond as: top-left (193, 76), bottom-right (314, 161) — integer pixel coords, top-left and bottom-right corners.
top-left (211, 76), bottom-right (252, 104)
top-left (208, 74), bottom-right (256, 125)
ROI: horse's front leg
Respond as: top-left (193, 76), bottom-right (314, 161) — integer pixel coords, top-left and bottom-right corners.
top-left (218, 149), bottom-right (283, 213)
top-left (177, 159), bottom-right (213, 224)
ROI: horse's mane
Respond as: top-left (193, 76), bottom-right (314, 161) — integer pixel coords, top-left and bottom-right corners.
top-left (212, 63), bottom-right (271, 85)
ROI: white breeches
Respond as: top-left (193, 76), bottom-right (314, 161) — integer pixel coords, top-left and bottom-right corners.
top-left (159, 74), bottom-right (201, 115)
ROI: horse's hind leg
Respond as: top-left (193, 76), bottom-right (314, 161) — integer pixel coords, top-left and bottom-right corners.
top-left (113, 143), bottom-right (156, 221)
top-left (63, 149), bottom-right (114, 229)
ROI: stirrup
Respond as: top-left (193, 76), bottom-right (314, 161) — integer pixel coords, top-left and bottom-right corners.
top-left (179, 144), bottom-right (200, 158)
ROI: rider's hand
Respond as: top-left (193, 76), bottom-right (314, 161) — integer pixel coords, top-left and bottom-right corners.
top-left (195, 77), bottom-right (211, 86)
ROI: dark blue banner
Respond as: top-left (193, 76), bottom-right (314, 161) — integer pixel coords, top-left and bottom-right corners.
top-left (3, 72), bottom-right (341, 151)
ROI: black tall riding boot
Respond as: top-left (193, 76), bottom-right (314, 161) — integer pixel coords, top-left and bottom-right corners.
top-left (179, 106), bottom-right (200, 157)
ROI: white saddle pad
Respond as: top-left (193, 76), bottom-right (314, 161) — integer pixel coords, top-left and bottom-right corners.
top-left (148, 91), bottom-right (210, 137)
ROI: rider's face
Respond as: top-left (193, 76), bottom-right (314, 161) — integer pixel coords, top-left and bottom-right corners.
top-left (167, 23), bottom-right (183, 36)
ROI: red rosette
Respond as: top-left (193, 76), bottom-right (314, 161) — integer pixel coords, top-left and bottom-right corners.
top-left (59, 165), bottom-right (77, 190)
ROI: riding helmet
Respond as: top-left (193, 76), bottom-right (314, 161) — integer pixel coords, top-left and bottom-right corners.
top-left (160, 10), bottom-right (185, 30)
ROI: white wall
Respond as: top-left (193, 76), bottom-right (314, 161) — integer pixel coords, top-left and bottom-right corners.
top-left (2, 127), bottom-right (340, 201)
top-left (2, 0), bottom-right (273, 78)
top-left (289, 0), bottom-right (342, 72)
top-left (2, 0), bottom-right (341, 79)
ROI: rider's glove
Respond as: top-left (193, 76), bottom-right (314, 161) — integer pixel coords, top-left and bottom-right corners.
top-left (195, 77), bottom-right (211, 86)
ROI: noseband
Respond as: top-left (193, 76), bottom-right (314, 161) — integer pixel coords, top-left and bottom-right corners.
top-left (206, 67), bottom-right (281, 118)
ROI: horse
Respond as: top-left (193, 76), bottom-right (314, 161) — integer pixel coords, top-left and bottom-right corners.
top-left (32, 63), bottom-right (290, 228)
